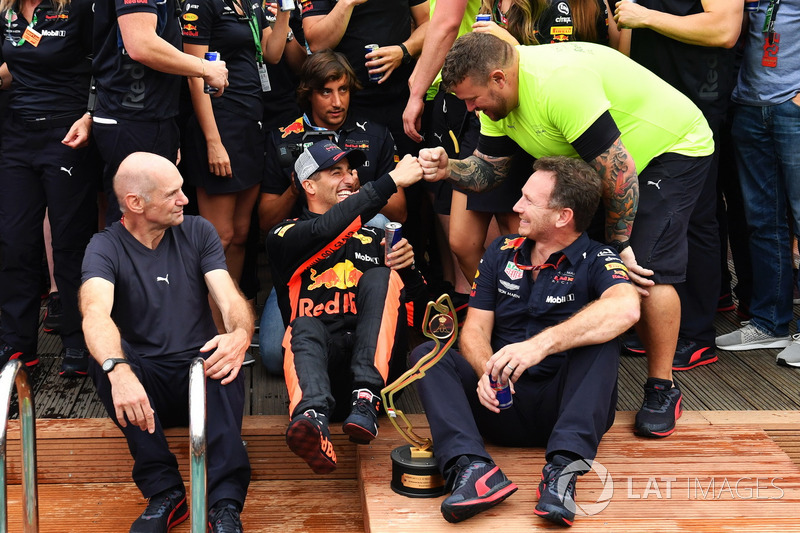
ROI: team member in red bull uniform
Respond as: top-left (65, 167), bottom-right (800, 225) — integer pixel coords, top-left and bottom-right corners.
top-left (266, 140), bottom-right (424, 474)
top-left (411, 157), bottom-right (639, 526)
top-left (0, 0), bottom-right (99, 376)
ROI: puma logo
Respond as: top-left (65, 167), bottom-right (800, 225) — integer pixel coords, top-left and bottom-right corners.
top-left (156, 274), bottom-right (169, 285)
top-left (647, 179), bottom-right (662, 190)
top-left (433, 133), bottom-right (443, 142)
top-left (60, 166), bottom-right (73, 176)
top-left (356, 121), bottom-right (366, 131)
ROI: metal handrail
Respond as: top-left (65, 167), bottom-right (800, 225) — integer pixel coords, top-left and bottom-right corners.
top-left (0, 360), bottom-right (38, 532)
top-left (188, 357), bottom-right (207, 533)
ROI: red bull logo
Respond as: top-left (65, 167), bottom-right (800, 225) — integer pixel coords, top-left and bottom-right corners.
top-left (500, 237), bottom-right (525, 250)
top-left (280, 117), bottom-right (305, 138)
top-left (183, 23), bottom-right (198, 31)
top-left (299, 291), bottom-right (358, 317)
top-left (307, 260), bottom-right (362, 290)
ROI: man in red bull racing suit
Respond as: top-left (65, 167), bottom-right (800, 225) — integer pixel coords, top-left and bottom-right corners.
top-left (266, 140), bottom-right (424, 474)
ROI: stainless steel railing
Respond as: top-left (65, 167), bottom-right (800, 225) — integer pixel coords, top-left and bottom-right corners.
top-left (188, 357), bottom-right (206, 533)
top-left (0, 360), bottom-right (38, 532)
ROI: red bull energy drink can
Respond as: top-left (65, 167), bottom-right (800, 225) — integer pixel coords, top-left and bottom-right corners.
top-left (476, 13), bottom-right (491, 21)
top-left (385, 222), bottom-right (402, 257)
top-left (279, 0), bottom-right (295, 10)
top-left (365, 44), bottom-right (382, 83)
top-left (489, 375), bottom-right (513, 409)
top-left (204, 51), bottom-right (220, 94)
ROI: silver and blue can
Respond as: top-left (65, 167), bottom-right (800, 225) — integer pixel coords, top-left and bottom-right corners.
top-left (489, 375), bottom-right (513, 409)
top-left (278, 0), bottom-right (295, 11)
top-left (365, 44), bottom-right (382, 83)
top-left (203, 51), bottom-right (221, 94)
top-left (744, 0), bottom-right (759, 10)
top-left (476, 13), bottom-right (492, 21)
top-left (385, 222), bottom-right (402, 257)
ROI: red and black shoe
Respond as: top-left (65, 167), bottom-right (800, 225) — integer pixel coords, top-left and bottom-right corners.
top-left (672, 339), bottom-right (717, 371)
top-left (59, 347), bottom-right (89, 378)
top-left (634, 378), bottom-right (682, 438)
top-left (342, 388), bottom-right (380, 444)
top-left (42, 291), bottom-right (63, 334)
top-left (620, 332), bottom-right (646, 357)
top-left (440, 457), bottom-right (517, 523)
top-left (130, 485), bottom-right (188, 533)
top-left (0, 344), bottom-right (39, 368)
top-left (286, 409), bottom-right (337, 474)
top-left (534, 461), bottom-right (580, 527)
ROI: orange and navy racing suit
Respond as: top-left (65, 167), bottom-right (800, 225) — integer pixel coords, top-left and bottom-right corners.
top-left (266, 173), bottom-right (424, 420)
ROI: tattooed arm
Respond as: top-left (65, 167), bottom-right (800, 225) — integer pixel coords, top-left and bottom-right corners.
top-left (418, 147), bottom-right (513, 192)
top-left (588, 136), bottom-right (639, 243)
top-left (589, 136), bottom-right (655, 293)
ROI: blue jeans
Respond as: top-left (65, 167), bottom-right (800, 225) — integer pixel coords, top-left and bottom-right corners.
top-left (731, 99), bottom-right (800, 336)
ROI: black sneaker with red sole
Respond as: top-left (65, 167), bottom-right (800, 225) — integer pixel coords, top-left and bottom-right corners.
top-left (286, 409), bottom-right (337, 474)
top-left (440, 457), bottom-right (518, 523)
top-left (0, 344), bottom-right (39, 368)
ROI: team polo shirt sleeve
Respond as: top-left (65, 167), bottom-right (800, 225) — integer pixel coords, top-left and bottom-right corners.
top-left (116, 0), bottom-right (158, 18)
top-left (299, 0), bottom-right (332, 18)
top-left (585, 244), bottom-right (631, 298)
top-left (181, 0), bottom-right (214, 44)
top-left (469, 246), bottom-right (500, 312)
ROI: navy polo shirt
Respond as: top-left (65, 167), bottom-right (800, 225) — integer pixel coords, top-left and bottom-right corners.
top-left (181, 0), bottom-right (268, 118)
top-left (471, 232), bottom-right (630, 374)
top-left (262, 112), bottom-right (397, 194)
top-left (0, 0), bottom-right (92, 118)
top-left (93, 0), bottom-right (183, 120)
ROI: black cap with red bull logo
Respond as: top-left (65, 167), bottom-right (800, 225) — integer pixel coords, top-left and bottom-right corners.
top-left (295, 140), bottom-right (367, 183)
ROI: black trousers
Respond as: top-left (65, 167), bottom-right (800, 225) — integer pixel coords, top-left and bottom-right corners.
top-left (411, 339), bottom-right (619, 474)
top-left (90, 343), bottom-right (251, 508)
top-left (0, 114), bottom-right (98, 352)
top-left (283, 267), bottom-right (403, 421)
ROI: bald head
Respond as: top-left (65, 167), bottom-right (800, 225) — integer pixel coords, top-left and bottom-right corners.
top-left (114, 152), bottom-right (179, 214)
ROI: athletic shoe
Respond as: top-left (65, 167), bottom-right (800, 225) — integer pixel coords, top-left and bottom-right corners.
top-left (717, 293), bottom-right (736, 312)
top-left (441, 457), bottom-right (517, 523)
top-left (342, 388), bottom-right (380, 444)
top-left (0, 344), bottom-right (39, 368)
top-left (208, 501), bottom-right (243, 533)
top-left (776, 334), bottom-right (800, 368)
top-left (42, 292), bottom-right (62, 334)
top-left (130, 486), bottom-right (188, 533)
top-left (620, 332), bottom-right (646, 357)
top-left (634, 378), bottom-right (682, 438)
top-left (534, 461), bottom-right (580, 527)
top-left (672, 339), bottom-right (717, 371)
top-left (286, 409), bottom-right (337, 474)
top-left (59, 347), bottom-right (89, 377)
top-left (715, 323), bottom-right (791, 351)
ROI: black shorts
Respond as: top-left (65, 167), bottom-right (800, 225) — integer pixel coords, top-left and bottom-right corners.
top-left (631, 153), bottom-right (713, 284)
top-left (183, 107), bottom-right (265, 194)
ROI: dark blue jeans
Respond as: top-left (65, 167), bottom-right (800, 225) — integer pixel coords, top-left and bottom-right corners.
top-left (731, 99), bottom-right (800, 336)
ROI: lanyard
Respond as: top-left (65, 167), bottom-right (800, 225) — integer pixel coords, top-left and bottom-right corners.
top-left (512, 250), bottom-right (567, 272)
top-left (7, 8), bottom-right (38, 47)
top-left (230, 0), bottom-right (263, 63)
top-left (492, 0), bottom-right (509, 27)
top-left (763, 0), bottom-right (780, 44)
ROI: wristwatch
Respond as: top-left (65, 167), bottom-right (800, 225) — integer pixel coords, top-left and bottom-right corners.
top-left (102, 358), bottom-right (130, 374)
top-left (608, 240), bottom-right (631, 254)
top-left (286, 29), bottom-right (294, 43)
top-left (398, 43), bottom-right (412, 65)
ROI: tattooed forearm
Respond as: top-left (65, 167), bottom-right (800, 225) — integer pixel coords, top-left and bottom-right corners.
top-left (589, 137), bottom-right (639, 243)
top-left (447, 151), bottom-right (512, 192)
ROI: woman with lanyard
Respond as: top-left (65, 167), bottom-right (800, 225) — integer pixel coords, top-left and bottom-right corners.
top-left (181, 0), bottom-right (290, 304)
top-left (0, 0), bottom-right (98, 376)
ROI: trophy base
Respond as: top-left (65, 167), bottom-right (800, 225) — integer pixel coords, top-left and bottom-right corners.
top-left (390, 444), bottom-right (447, 498)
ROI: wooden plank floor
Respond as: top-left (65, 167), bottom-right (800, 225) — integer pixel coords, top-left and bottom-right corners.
top-left (360, 413), bottom-right (800, 533)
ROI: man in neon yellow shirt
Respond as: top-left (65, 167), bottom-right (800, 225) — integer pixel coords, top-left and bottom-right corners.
top-left (419, 33), bottom-right (713, 445)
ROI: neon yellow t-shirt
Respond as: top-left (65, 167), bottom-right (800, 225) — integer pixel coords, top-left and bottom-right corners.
top-left (479, 42), bottom-right (714, 171)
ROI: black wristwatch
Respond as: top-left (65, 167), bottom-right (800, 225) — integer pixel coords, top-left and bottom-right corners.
top-left (398, 43), bottom-right (412, 65)
top-left (608, 240), bottom-right (631, 254)
top-left (102, 358), bottom-right (130, 374)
